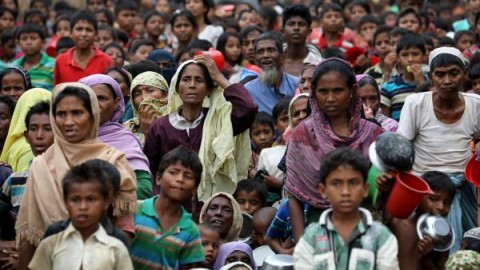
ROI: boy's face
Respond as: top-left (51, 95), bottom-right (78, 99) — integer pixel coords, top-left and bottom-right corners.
top-left (398, 13), bottom-right (420, 34)
top-left (87, 0), bottom-right (106, 12)
top-left (359, 22), bottom-right (377, 44)
top-left (235, 190), bottom-right (262, 215)
top-left (349, 5), bottom-right (367, 25)
top-left (146, 15), bottom-right (166, 37)
top-left (26, 15), bottom-right (45, 27)
top-left (319, 164), bottom-right (368, 216)
top-left (251, 216), bottom-right (270, 247)
top-left (250, 123), bottom-right (274, 152)
top-left (25, 113), bottom-right (53, 156)
top-left (199, 227), bottom-right (220, 267)
top-left (456, 35), bottom-right (475, 52)
top-left (116, 9), bottom-right (136, 33)
top-left (17, 32), bottom-right (44, 56)
top-left (274, 110), bottom-right (289, 136)
top-left (397, 47), bottom-right (424, 72)
top-left (131, 44), bottom-right (154, 64)
top-left (65, 182), bottom-right (109, 238)
top-left (156, 161), bottom-right (196, 203)
top-left (417, 191), bottom-right (452, 217)
top-left (321, 10), bottom-right (344, 34)
top-left (242, 30), bottom-right (261, 64)
top-left (282, 16), bottom-right (311, 45)
top-left (374, 32), bottom-right (392, 58)
top-left (472, 78), bottom-right (480, 95)
top-left (71, 19), bottom-right (97, 50)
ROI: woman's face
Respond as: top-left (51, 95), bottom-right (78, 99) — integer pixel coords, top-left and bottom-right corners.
top-left (54, 95), bottom-right (93, 143)
top-left (291, 97), bottom-right (309, 128)
top-left (203, 196), bottom-right (234, 238)
top-left (108, 70), bottom-right (129, 100)
top-left (238, 11), bottom-right (253, 30)
top-left (105, 47), bottom-right (124, 67)
top-left (0, 102), bottom-right (11, 141)
top-left (173, 16), bottom-right (195, 43)
top-left (185, 0), bottom-right (206, 18)
top-left (314, 71), bottom-right (352, 120)
top-left (300, 67), bottom-right (315, 93)
top-left (91, 84), bottom-right (119, 125)
top-left (225, 251), bottom-right (252, 266)
top-left (358, 83), bottom-right (379, 115)
top-left (178, 64), bottom-right (208, 106)
top-left (1, 72), bottom-right (25, 101)
top-left (132, 85), bottom-right (166, 110)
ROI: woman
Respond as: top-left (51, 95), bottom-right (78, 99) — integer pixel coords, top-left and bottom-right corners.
top-left (147, 49), bottom-right (177, 85)
top-left (213, 241), bottom-right (257, 270)
top-left (284, 58), bottom-right (384, 242)
top-left (199, 192), bottom-right (243, 243)
top-left (184, 0), bottom-right (223, 47)
top-left (0, 88), bottom-right (50, 172)
top-left (16, 82), bottom-right (137, 268)
top-left (144, 54), bottom-right (256, 204)
top-left (79, 74), bottom-right (152, 199)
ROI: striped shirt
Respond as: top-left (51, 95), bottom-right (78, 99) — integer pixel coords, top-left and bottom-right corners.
top-left (11, 53), bottom-right (55, 91)
top-left (0, 170), bottom-right (28, 218)
top-left (131, 196), bottom-right (204, 270)
top-left (380, 75), bottom-right (418, 121)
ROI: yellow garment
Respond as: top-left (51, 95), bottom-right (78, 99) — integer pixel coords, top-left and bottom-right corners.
top-left (0, 88), bottom-right (51, 172)
top-left (167, 60), bottom-right (251, 202)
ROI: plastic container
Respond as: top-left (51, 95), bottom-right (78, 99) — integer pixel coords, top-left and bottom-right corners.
top-left (195, 48), bottom-right (225, 71)
top-left (465, 141), bottom-right (480, 187)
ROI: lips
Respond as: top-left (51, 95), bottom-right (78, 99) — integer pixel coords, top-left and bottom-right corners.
top-left (210, 219), bottom-right (224, 228)
top-left (76, 214), bottom-right (89, 221)
top-left (34, 145), bottom-right (46, 153)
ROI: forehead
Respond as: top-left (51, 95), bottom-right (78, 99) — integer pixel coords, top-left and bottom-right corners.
top-left (236, 189), bottom-right (261, 198)
top-left (432, 64), bottom-right (464, 72)
top-left (323, 9), bottom-right (342, 17)
top-left (73, 19), bottom-right (95, 28)
top-left (181, 64), bottom-right (205, 77)
top-left (66, 181), bottom-right (102, 194)
top-left (255, 39), bottom-right (277, 50)
top-left (200, 226), bottom-right (220, 238)
top-left (286, 16), bottom-right (308, 24)
top-left (209, 195), bottom-right (232, 206)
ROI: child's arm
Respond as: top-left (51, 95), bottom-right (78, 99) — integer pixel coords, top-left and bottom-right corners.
top-left (18, 240), bottom-right (36, 270)
top-left (289, 197), bottom-right (305, 243)
top-left (266, 237), bottom-right (293, 255)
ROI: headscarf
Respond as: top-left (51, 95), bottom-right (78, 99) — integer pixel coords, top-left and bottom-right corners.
top-left (0, 88), bottom-right (51, 172)
top-left (213, 241), bottom-right (257, 270)
top-left (16, 82), bottom-right (137, 246)
top-left (445, 250), bottom-right (480, 270)
top-left (282, 93), bottom-right (310, 143)
top-left (79, 74), bottom-right (150, 173)
top-left (167, 60), bottom-right (251, 202)
top-left (147, 49), bottom-right (177, 84)
top-left (1, 67), bottom-right (33, 91)
top-left (219, 262), bottom-right (253, 270)
top-left (199, 192), bottom-right (243, 243)
top-left (284, 59), bottom-right (383, 209)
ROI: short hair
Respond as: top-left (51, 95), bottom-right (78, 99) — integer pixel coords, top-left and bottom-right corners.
top-left (53, 86), bottom-right (93, 121)
top-left (144, 10), bottom-right (166, 26)
top-left (254, 31), bottom-right (283, 54)
top-left (129, 38), bottom-right (155, 54)
top-left (373, 25), bottom-right (393, 45)
top-left (241, 25), bottom-right (264, 42)
top-left (95, 8), bottom-right (114, 26)
top-left (114, 0), bottom-right (137, 17)
top-left (186, 39), bottom-right (213, 53)
top-left (397, 7), bottom-right (422, 27)
top-left (62, 159), bottom-right (113, 200)
top-left (16, 23), bottom-right (46, 40)
top-left (216, 32), bottom-right (243, 65)
top-left (25, 101), bottom-right (49, 128)
top-left (423, 34), bottom-right (434, 48)
top-left (124, 59), bottom-right (161, 79)
top-left (103, 42), bottom-right (126, 61)
top-left (56, 36), bottom-right (75, 53)
top-left (252, 112), bottom-right (274, 131)
top-left (157, 146), bottom-right (203, 187)
top-left (272, 98), bottom-right (291, 122)
top-left (53, 14), bottom-right (70, 34)
top-left (358, 14), bottom-right (380, 31)
top-left (438, 36), bottom-right (456, 47)
top-left (454, 30), bottom-right (476, 43)
top-left (319, 3), bottom-right (343, 19)
top-left (320, 147), bottom-right (368, 184)
top-left (98, 24), bottom-right (116, 39)
top-left (350, 0), bottom-right (371, 14)
top-left (0, 6), bottom-right (15, 19)
top-left (29, 0), bottom-right (51, 9)
top-left (469, 63), bottom-right (480, 81)
top-left (24, 8), bottom-right (47, 25)
top-left (90, 159), bottom-right (121, 194)
top-left (283, 4), bottom-right (312, 28)
top-left (113, 28), bottom-right (129, 45)
top-left (170, 9), bottom-right (197, 29)
top-left (0, 95), bottom-right (15, 115)
top-left (396, 34), bottom-right (426, 55)
top-left (434, 19), bottom-right (450, 32)
top-left (233, 179), bottom-right (268, 206)
top-left (421, 171), bottom-right (456, 199)
top-left (70, 10), bottom-right (98, 31)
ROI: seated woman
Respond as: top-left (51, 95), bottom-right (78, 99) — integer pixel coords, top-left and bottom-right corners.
top-left (213, 241), bottom-right (257, 270)
top-left (16, 82), bottom-right (137, 269)
top-left (80, 74), bottom-right (152, 199)
top-left (200, 192), bottom-right (243, 243)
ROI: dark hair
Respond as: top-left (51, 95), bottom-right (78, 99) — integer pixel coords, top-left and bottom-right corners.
top-left (90, 159), bottom-right (121, 194)
top-left (319, 3), bottom-right (343, 19)
top-left (187, 39), bottom-right (213, 54)
top-left (396, 34), bottom-right (426, 55)
top-left (16, 23), bottom-right (46, 40)
top-left (241, 25), bottom-right (264, 42)
top-left (434, 19), bottom-right (450, 32)
top-left (349, 0), bottom-right (371, 14)
top-left (24, 8), bottom-right (47, 25)
top-left (421, 171), bottom-right (456, 199)
top-left (124, 59), bottom-right (161, 79)
top-left (272, 98), bottom-right (291, 122)
top-left (103, 42), bottom-right (125, 61)
top-left (259, 6), bottom-right (278, 30)
top-left (462, 238), bottom-right (480, 252)
top-left (454, 30), bottom-right (476, 43)
top-left (373, 25), bottom-right (393, 45)
top-left (98, 24), bottom-right (116, 39)
top-left (157, 145), bottom-right (203, 187)
top-left (170, 9), bottom-right (197, 29)
top-left (423, 34), bottom-right (434, 48)
top-left (221, 19), bottom-right (240, 33)
top-left (106, 66), bottom-right (132, 88)
top-left (0, 6), bottom-right (15, 19)
top-left (312, 59), bottom-right (356, 91)
top-left (114, 0), bottom-right (137, 17)
top-left (470, 63), bottom-right (480, 81)
top-left (29, 0), bottom-right (51, 9)
top-left (174, 62), bottom-right (215, 92)
top-left (358, 75), bottom-right (379, 92)
top-left (0, 95), bottom-right (15, 115)
top-left (70, 10), bottom-right (98, 31)
top-left (0, 67), bottom-right (32, 91)
top-left (415, 80), bottom-right (431, 93)
top-left (438, 36), bottom-right (456, 47)
top-left (397, 7), bottom-right (422, 27)
top-left (174, 46), bottom-right (189, 63)
top-left (53, 86), bottom-right (93, 121)
top-left (430, 53), bottom-right (466, 71)
top-left (283, 4), bottom-right (312, 28)
top-left (216, 32), bottom-right (243, 65)
top-left (113, 28), bottom-right (129, 45)
top-left (388, 27), bottom-right (411, 42)
top-left (53, 14), bottom-right (70, 34)
top-left (254, 31), bottom-right (283, 54)
top-left (144, 10), bottom-right (166, 26)
top-left (56, 36), bottom-right (75, 53)
top-left (129, 38), bottom-right (155, 54)
top-left (95, 8), bottom-right (114, 26)
top-left (358, 14), bottom-right (379, 31)
top-left (182, 0), bottom-right (213, 25)
top-left (233, 179), bottom-right (268, 206)
top-left (252, 112), bottom-right (274, 131)
top-left (25, 101), bottom-right (49, 128)
top-left (62, 159), bottom-right (113, 200)
top-left (321, 47), bottom-right (345, 59)
top-left (320, 147), bottom-right (368, 184)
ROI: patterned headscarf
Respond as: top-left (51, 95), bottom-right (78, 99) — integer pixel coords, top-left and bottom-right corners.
top-left (445, 250), bottom-right (480, 270)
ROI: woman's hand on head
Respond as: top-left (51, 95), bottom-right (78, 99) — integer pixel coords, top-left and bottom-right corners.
top-left (194, 53), bottom-right (231, 89)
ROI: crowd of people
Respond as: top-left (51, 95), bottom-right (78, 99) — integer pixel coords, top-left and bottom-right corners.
top-left (0, 0), bottom-right (479, 269)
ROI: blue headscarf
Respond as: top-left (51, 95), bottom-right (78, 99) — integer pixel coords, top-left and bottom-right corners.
top-left (147, 49), bottom-right (177, 84)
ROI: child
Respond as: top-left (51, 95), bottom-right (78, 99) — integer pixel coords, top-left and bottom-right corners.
top-left (0, 67), bottom-right (32, 101)
top-left (131, 146), bottom-right (205, 269)
top-left (95, 25), bottom-right (115, 50)
top-left (251, 207), bottom-right (276, 249)
top-left (248, 112), bottom-right (274, 179)
top-left (114, 0), bottom-right (137, 38)
top-left (315, 3), bottom-right (353, 51)
top-left (0, 30), bottom-right (16, 64)
top-left (144, 11), bottom-right (168, 49)
top-left (381, 33), bottom-right (426, 121)
top-left (469, 63), bottom-right (480, 94)
top-left (455, 30), bottom-right (476, 52)
top-left (193, 224), bottom-right (221, 269)
top-left (397, 7), bottom-right (422, 34)
top-left (0, 7), bottom-right (15, 37)
top-left (128, 38), bottom-right (155, 64)
top-left (95, 8), bottom-right (114, 26)
top-left (55, 36), bottom-right (74, 56)
top-left (53, 15), bottom-right (71, 38)
top-left (461, 228), bottom-right (480, 252)
top-left (216, 32), bottom-right (242, 79)
top-left (356, 14), bottom-right (379, 49)
top-left (376, 171), bottom-right (456, 269)
top-left (12, 23), bottom-right (55, 91)
top-left (365, 26), bottom-right (395, 86)
top-left (233, 179), bottom-right (267, 216)
top-left (103, 42), bottom-right (126, 67)
top-left (28, 160), bottom-right (133, 269)
top-left (170, 9), bottom-right (198, 53)
top-left (294, 147), bottom-right (399, 269)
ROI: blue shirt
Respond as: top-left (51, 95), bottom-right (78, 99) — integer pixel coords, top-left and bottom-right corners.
top-left (245, 72), bottom-right (298, 114)
top-left (380, 75), bottom-right (418, 121)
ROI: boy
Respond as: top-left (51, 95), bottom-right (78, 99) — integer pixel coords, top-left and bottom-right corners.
top-left (397, 7), bottom-right (422, 34)
top-left (12, 24), bottom-right (55, 91)
top-left (294, 147), bottom-right (399, 269)
top-left (454, 30), bottom-right (476, 53)
top-left (314, 3), bottom-right (353, 52)
top-left (376, 171), bottom-right (456, 269)
top-left (248, 112), bottom-right (274, 178)
top-left (461, 228), bottom-right (480, 252)
top-left (114, 0), bottom-right (137, 39)
top-left (251, 207), bottom-right (276, 249)
top-left (233, 179), bottom-right (268, 216)
top-left (193, 224), bottom-right (221, 269)
top-left (55, 36), bottom-right (75, 56)
top-left (54, 10), bottom-right (113, 84)
top-left (28, 160), bottom-right (133, 269)
top-left (365, 25), bottom-right (393, 86)
top-left (131, 146), bottom-right (205, 270)
top-left (381, 33), bottom-right (426, 121)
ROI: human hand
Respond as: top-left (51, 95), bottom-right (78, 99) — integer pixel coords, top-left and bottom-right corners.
top-left (418, 236), bottom-right (434, 257)
top-left (139, 103), bottom-right (158, 133)
top-left (383, 52), bottom-right (397, 73)
top-left (363, 104), bottom-right (374, 119)
top-left (0, 249), bottom-right (19, 270)
top-left (355, 54), bottom-right (371, 69)
top-left (408, 63), bottom-right (424, 84)
top-left (193, 53), bottom-right (222, 82)
top-left (375, 173), bottom-right (395, 193)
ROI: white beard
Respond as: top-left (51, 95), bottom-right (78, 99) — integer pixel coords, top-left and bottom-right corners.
top-left (259, 67), bottom-right (280, 86)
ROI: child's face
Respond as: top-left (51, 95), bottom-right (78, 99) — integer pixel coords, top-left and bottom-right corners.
top-left (87, 0), bottom-right (105, 12)
top-left (384, 14), bottom-right (397, 28)
top-left (456, 35), bottom-right (476, 52)
top-left (251, 216), bottom-right (271, 247)
top-left (172, 16), bottom-right (195, 43)
top-left (26, 15), bottom-right (44, 27)
top-left (319, 164), bottom-right (368, 216)
top-left (374, 32), bottom-right (392, 58)
top-left (291, 97), bottom-right (309, 128)
top-left (0, 12), bottom-right (14, 32)
top-left (105, 47), bottom-right (124, 67)
top-left (417, 191), bottom-right (452, 217)
top-left (398, 47), bottom-right (424, 72)
top-left (0, 102), bottom-right (11, 141)
top-left (116, 9), bottom-right (136, 33)
top-left (146, 15), bottom-right (166, 37)
top-left (238, 11), bottom-right (254, 30)
top-left (224, 36), bottom-right (242, 64)
top-left (96, 12), bottom-right (109, 26)
top-left (71, 20), bottom-right (97, 50)
top-left (321, 10), bottom-right (344, 34)
top-left (469, 0), bottom-right (480, 12)
top-left (398, 13), bottom-right (420, 33)
top-left (65, 182), bottom-right (109, 238)
top-left (472, 78), bottom-right (480, 94)
top-left (235, 190), bottom-right (262, 215)
top-left (185, 0), bottom-right (207, 18)
top-left (349, 5), bottom-right (367, 25)
top-left (250, 123), bottom-right (274, 152)
top-left (17, 32), bottom-right (44, 56)
top-left (156, 161), bottom-right (196, 203)
top-left (25, 113), bottom-right (53, 156)
top-left (95, 29), bottom-right (114, 50)
top-left (155, 0), bottom-right (171, 15)
top-left (1, 72), bottom-right (25, 101)
top-left (131, 45), bottom-right (154, 64)
top-left (55, 20), bottom-right (71, 37)
top-left (199, 227), bottom-right (220, 267)
top-left (359, 22), bottom-right (377, 44)
top-left (133, 15), bottom-right (145, 36)
top-left (242, 30), bottom-right (261, 64)
top-left (274, 110), bottom-right (289, 136)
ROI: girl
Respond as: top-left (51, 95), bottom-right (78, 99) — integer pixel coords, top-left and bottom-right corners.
top-left (0, 67), bottom-right (32, 101)
top-left (155, 0), bottom-right (171, 18)
top-left (0, 95), bottom-right (14, 154)
top-left (144, 11), bottom-right (168, 49)
top-left (213, 242), bottom-right (257, 270)
top-left (103, 42), bottom-right (126, 67)
top-left (0, 7), bottom-right (14, 37)
top-left (347, 0), bottom-right (370, 28)
top-left (237, 10), bottom-right (256, 31)
top-left (52, 15), bottom-right (70, 38)
top-left (216, 32), bottom-right (242, 79)
top-left (95, 25), bottom-right (115, 50)
top-left (184, 0), bottom-right (224, 47)
top-left (170, 9), bottom-right (198, 53)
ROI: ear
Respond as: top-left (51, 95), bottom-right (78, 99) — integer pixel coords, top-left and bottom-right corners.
top-left (319, 183), bottom-right (327, 199)
top-left (363, 182), bottom-right (369, 198)
top-left (24, 130), bottom-right (29, 143)
top-left (155, 173), bottom-right (162, 186)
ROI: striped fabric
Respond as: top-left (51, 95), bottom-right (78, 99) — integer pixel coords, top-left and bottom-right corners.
top-left (131, 196), bottom-right (205, 270)
top-left (11, 53), bottom-right (55, 91)
top-left (380, 76), bottom-right (418, 121)
top-left (0, 170), bottom-right (29, 216)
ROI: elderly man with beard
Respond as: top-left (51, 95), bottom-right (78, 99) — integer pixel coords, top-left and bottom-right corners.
top-left (245, 32), bottom-right (298, 115)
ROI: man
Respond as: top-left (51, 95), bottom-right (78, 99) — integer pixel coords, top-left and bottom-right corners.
top-left (245, 32), bottom-right (298, 114)
top-left (230, 26), bottom-right (264, 84)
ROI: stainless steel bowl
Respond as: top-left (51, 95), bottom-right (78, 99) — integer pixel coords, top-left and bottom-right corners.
top-left (262, 255), bottom-right (294, 270)
top-left (416, 213), bottom-right (455, 252)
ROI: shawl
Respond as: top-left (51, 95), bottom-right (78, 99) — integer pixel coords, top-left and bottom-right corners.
top-left (79, 74), bottom-right (150, 173)
top-left (213, 241), bottom-right (257, 270)
top-left (284, 60), bottom-right (383, 209)
top-left (15, 82), bottom-right (137, 246)
top-left (0, 88), bottom-right (51, 172)
top-left (167, 60), bottom-right (251, 202)
top-left (199, 192), bottom-right (243, 243)
top-left (282, 93), bottom-right (310, 142)
top-left (147, 49), bottom-right (177, 84)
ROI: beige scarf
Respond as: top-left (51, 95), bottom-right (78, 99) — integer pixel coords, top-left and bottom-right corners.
top-left (15, 82), bottom-right (137, 246)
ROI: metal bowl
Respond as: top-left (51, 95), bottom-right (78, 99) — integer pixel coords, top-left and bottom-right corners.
top-left (252, 245), bottom-right (275, 267)
top-left (262, 255), bottom-right (294, 270)
top-left (416, 213), bottom-right (455, 252)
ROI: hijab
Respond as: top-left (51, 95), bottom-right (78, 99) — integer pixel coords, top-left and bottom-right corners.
top-left (213, 241), bottom-right (257, 270)
top-left (79, 74), bottom-right (150, 173)
top-left (282, 93), bottom-right (310, 142)
top-left (16, 82), bottom-right (137, 246)
top-left (147, 49), bottom-right (177, 84)
top-left (0, 88), bottom-right (51, 172)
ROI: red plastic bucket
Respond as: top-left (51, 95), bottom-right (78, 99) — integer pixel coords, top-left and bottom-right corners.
top-left (386, 172), bottom-right (433, 219)
top-left (465, 141), bottom-right (480, 187)
top-left (195, 48), bottom-right (225, 71)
